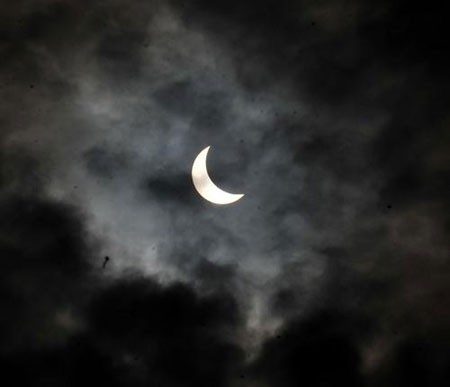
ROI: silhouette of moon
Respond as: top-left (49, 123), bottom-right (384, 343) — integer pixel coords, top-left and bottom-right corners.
top-left (191, 146), bottom-right (244, 205)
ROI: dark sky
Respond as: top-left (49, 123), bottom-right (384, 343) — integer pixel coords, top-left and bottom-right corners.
top-left (1, 0), bottom-right (449, 386)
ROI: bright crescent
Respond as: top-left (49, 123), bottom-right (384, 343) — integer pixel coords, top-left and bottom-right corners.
top-left (191, 146), bottom-right (244, 205)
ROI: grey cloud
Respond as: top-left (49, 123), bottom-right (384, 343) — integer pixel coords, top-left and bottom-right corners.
top-left (1, 0), bottom-right (449, 385)
top-left (83, 144), bottom-right (131, 180)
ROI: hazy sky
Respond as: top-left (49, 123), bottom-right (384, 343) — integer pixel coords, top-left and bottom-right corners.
top-left (1, 1), bottom-right (449, 386)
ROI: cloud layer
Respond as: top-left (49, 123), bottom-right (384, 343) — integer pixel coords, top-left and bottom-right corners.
top-left (1, 0), bottom-right (449, 385)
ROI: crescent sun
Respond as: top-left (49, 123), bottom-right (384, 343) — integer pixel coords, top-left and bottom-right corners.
top-left (191, 146), bottom-right (244, 205)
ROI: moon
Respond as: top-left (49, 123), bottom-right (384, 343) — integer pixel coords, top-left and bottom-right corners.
top-left (191, 146), bottom-right (245, 205)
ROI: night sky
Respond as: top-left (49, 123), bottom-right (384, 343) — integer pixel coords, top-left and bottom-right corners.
top-left (1, 1), bottom-right (449, 386)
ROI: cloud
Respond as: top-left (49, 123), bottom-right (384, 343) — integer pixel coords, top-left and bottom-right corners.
top-left (0, 153), bottom-right (244, 385)
top-left (1, 275), bottom-right (245, 387)
top-left (1, 0), bottom-right (449, 385)
top-left (0, 192), bottom-right (94, 352)
top-left (250, 310), bottom-right (366, 387)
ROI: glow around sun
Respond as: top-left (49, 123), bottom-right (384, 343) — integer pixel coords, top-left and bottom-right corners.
top-left (191, 146), bottom-right (244, 205)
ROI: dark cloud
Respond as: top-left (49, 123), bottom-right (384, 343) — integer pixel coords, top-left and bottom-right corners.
top-left (153, 80), bottom-right (202, 117)
top-left (152, 80), bottom-right (233, 134)
top-left (380, 337), bottom-right (450, 387)
top-left (1, 0), bottom-right (449, 386)
top-left (84, 279), bottom-right (243, 387)
top-left (0, 193), bottom-right (93, 352)
top-left (251, 310), bottom-right (366, 387)
top-left (1, 276), bottom-right (245, 387)
top-left (191, 258), bottom-right (237, 292)
top-left (251, 310), bottom-right (450, 387)
top-left (0, 153), bottom-right (244, 385)
top-left (173, 0), bottom-right (449, 100)
top-left (83, 145), bottom-right (130, 180)
top-left (143, 171), bottom-right (198, 205)
top-left (0, 147), bottom-right (44, 195)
